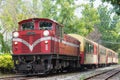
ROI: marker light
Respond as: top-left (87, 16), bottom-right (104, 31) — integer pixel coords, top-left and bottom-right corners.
top-left (14, 42), bottom-right (18, 45)
top-left (43, 30), bottom-right (49, 36)
top-left (45, 41), bottom-right (48, 44)
top-left (13, 32), bottom-right (19, 38)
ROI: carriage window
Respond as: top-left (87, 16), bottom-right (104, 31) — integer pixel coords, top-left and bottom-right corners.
top-left (85, 43), bottom-right (89, 53)
top-left (90, 45), bottom-right (94, 53)
top-left (100, 48), bottom-right (106, 55)
top-left (85, 42), bottom-right (93, 53)
top-left (108, 52), bottom-right (112, 56)
top-left (22, 22), bottom-right (34, 30)
top-left (39, 22), bottom-right (52, 30)
top-left (116, 55), bottom-right (118, 58)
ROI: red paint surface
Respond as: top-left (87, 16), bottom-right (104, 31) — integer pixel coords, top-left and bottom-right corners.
top-left (80, 51), bottom-right (84, 64)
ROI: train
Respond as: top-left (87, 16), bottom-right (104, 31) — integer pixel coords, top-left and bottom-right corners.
top-left (12, 18), bottom-right (118, 75)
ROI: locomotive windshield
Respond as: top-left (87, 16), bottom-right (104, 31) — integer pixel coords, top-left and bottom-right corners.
top-left (39, 22), bottom-right (52, 30)
top-left (22, 22), bottom-right (34, 30)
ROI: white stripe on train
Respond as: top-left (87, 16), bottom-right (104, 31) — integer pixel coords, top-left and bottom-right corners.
top-left (13, 36), bottom-right (79, 51)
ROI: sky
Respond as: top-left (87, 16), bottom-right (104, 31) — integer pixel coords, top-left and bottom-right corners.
top-left (75, 0), bottom-right (102, 7)
top-left (74, 0), bottom-right (102, 18)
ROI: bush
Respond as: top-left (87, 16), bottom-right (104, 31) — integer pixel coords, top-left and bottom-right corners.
top-left (0, 53), bottom-right (14, 73)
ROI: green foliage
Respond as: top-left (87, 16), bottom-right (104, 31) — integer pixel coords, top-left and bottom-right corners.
top-left (0, 0), bottom-right (100, 36)
top-left (115, 20), bottom-right (120, 33)
top-left (41, 0), bottom-right (55, 18)
top-left (0, 26), bottom-right (1, 30)
top-left (75, 4), bottom-right (100, 36)
top-left (102, 0), bottom-right (120, 4)
top-left (29, 0), bottom-right (79, 34)
top-left (0, 33), bottom-right (10, 53)
top-left (0, 0), bottom-right (41, 31)
top-left (102, 0), bottom-right (120, 15)
top-left (98, 4), bottom-right (120, 51)
top-left (0, 53), bottom-right (14, 72)
top-left (52, 0), bottom-right (76, 33)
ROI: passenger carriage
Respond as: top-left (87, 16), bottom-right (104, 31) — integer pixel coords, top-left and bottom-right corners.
top-left (112, 51), bottom-right (118, 65)
top-left (98, 45), bottom-right (107, 67)
top-left (68, 34), bottom-right (98, 68)
top-left (106, 49), bottom-right (113, 66)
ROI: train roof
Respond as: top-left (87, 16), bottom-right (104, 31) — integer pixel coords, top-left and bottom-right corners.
top-left (68, 34), bottom-right (117, 55)
top-left (68, 34), bottom-right (84, 43)
top-left (18, 18), bottom-right (64, 27)
top-left (68, 34), bottom-right (99, 51)
top-left (68, 34), bottom-right (98, 45)
top-left (68, 34), bottom-right (84, 41)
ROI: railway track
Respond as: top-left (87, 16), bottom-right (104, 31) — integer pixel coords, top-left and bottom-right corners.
top-left (0, 68), bottom-right (89, 80)
top-left (84, 67), bottom-right (120, 80)
top-left (0, 65), bottom-right (120, 80)
top-left (0, 75), bottom-right (34, 80)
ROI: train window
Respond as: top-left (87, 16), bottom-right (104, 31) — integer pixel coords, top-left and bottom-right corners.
top-left (39, 22), bottom-right (52, 30)
top-left (85, 42), bottom-right (94, 53)
top-left (59, 26), bottom-right (63, 38)
top-left (100, 48), bottom-right (106, 55)
top-left (56, 25), bottom-right (63, 38)
top-left (116, 54), bottom-right (118, 58)
top-left (90, 45), bottom-right (94, 53)
top-left (56, 25), bottom-right (60, 36)
top-left (22, 22), bottom-right (34, 30)
top-left (113, 53), bottom-right (115, 57)
top-left (85, 43), bottom-right (89, 53)
top-left (108, 52), bottom-right (112, 56)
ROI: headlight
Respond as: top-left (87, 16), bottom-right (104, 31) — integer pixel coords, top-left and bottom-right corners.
top-left (43, 30), bottom-right (49, 36)
top-left (45, 41), bottom-right (48, 44)
top-left (14, 42), bottom-right (18, 45)
top-left (13, 32), bottom-right (19, 38)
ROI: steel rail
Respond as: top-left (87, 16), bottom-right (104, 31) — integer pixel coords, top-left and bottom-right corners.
top-left (0, 75), bottom-right (27, 80)
top-left (84, 67), bottom-right (120, 80)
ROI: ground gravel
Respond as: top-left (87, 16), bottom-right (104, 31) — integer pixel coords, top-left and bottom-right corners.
top-left (28, 65), bottom-right (120, 80)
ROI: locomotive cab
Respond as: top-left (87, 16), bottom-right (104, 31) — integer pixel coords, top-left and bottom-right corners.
top-left (12, 18), bottom-right (63, 54)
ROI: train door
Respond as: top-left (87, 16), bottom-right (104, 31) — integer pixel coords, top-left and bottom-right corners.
top-left (54, 25), bottom-right (59, 54)
top-left (54, 24), bottom-right (63, 55)
top-left (94, 43), bottom-right (98, 65)
top-left (84, 41), bottom-right (94, 64)
top-left (98, 45), bottom-right (100, 65)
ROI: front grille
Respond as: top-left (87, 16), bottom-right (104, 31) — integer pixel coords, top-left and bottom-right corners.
top-left (21, 34), bottom-right (41, 53)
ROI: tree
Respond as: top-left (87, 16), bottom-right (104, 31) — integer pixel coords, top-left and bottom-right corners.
top-left (0, 0), bottom-right (42, 32)
top-left (53, 0), bottom-right (76, 33)
top-left (0, 0), bottom-right (77, 33)
top-left (78, 4), bottom-right (100, 36)
top-left (115, 18), bottom-right (120, 52)
top-left (116, 20), bottom-right (120, 33)
top-left (98, 4), bottom-right (120, 51)
top-left (102, 0), bottom-right (120, 15)
top-left (0, 33), bottom-right (10, 53)
top-left (41, 0), bottom-right (79, 34)
top-left (0, 0), bottom-right (33, 53)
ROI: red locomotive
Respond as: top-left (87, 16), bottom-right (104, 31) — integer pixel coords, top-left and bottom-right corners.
top-left (12, 18), bottom-right (118, 75)
top-left (12, 18), bottom-right (80, 74)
